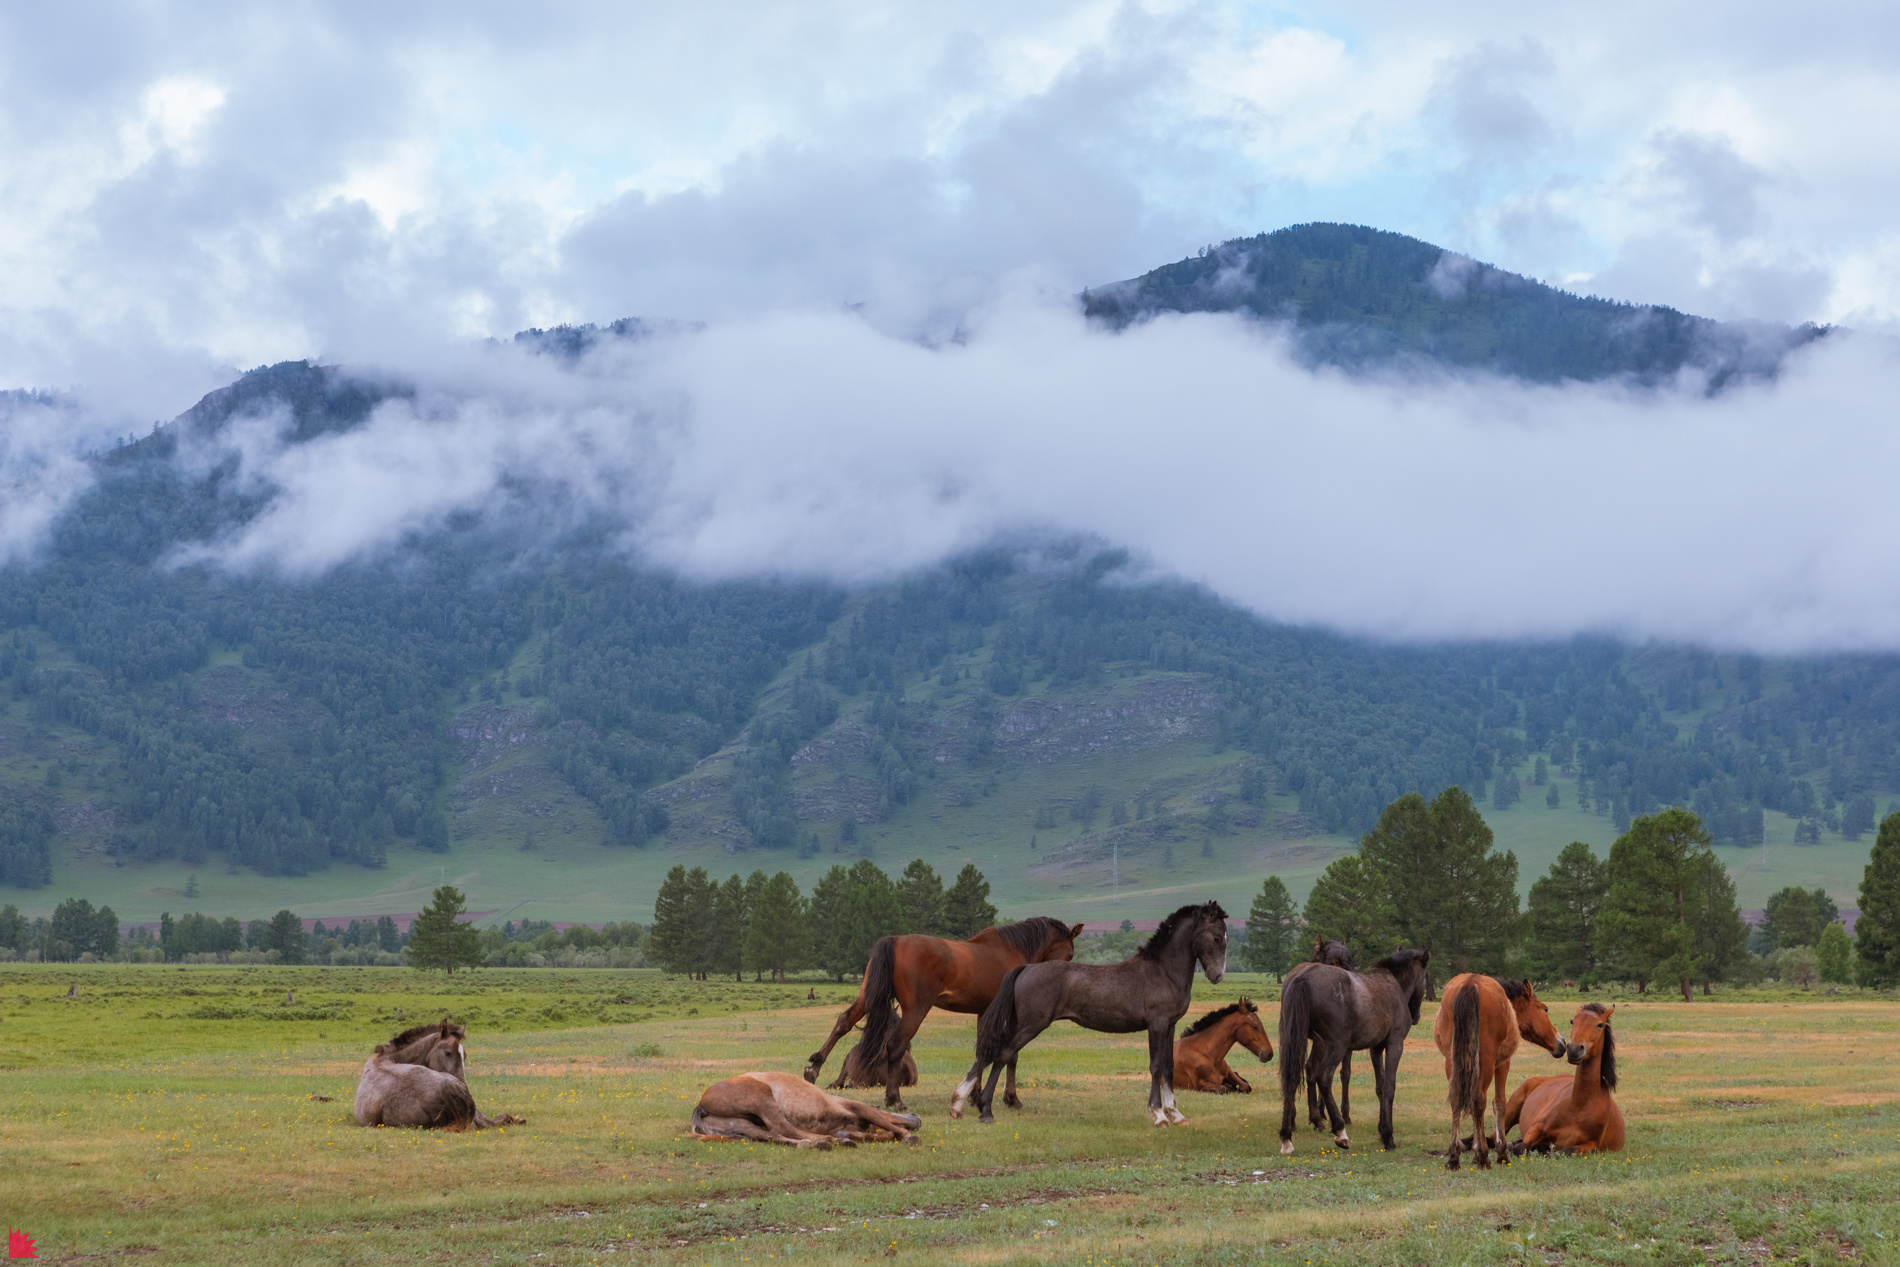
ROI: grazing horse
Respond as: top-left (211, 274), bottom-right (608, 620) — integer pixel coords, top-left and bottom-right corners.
top-left (692, 1072), bottom-right (923, 1148)
top-left (1432, 975), bottom-right (1567, 1170)
top-left (1277, 948), bottom-right (1431, 1153)
top-left (1503, 1003), bottom-right (1624, 1156)
top-left (1174, 998), bottom-right (1273, 1093)
top-left (805, 916), bottom-right (1084, 1112)
top-left (365, 1018), bottom-right (524, 1128)
top-left (951, 901), bottom-right (1228, 1127)
top-left (1283, 934), bottom-right (1356, 1131)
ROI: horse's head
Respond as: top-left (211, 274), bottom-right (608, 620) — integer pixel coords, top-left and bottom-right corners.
top-left (1232, 997), bottom-right (1273, 1064)
top-left (1194, 904), bottom-right (1229, 984)
top-left (1049, 922), bottom-right (1085, 962)
top-left (1567, 1004), bottom-right (1616, 1088)
top-left (429, 1019), bottom-right (469, 1080)
top-left (1311, 934), bottom-right (1352, 968)
top-left (1374, 948), bottom-right (1432, 1024)
top-left (1507, 980), bottom-right (1568, 1058)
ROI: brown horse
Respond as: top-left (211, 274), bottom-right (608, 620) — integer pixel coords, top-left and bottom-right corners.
top-left (1282, 933), bottom-right (1355, 1130)
top-left (692, 1072), bottom-right (923, 1148)
top-left (805, 916), bottom-right (1084, 1111)
top-left (1504, 1003), bottom-right (1624, 1156)
top-left (1173, 998), bottom-right (1274, 1093)
top-left (1277, 948), bottom-right (1431, 1153)
top-left (1431, 975), bottom-right (1567, 1170)
top-left (366, 1018), bottom-right (524, 1128)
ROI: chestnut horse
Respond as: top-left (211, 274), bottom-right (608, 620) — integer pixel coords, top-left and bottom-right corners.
top-left (805, 916), bottom-right (1083, 1111)
top-left (1174, 998), bottom-right (1274, 1093)
top-left (1282, 933), bottom-right (1355, 1130)
top-left (1504, 1003), bottom-right (1624, 1156)
top-left (692, 1072), bottom-right (923, 1148)
top-left (1431, 975), bottom-right (1567, 1170)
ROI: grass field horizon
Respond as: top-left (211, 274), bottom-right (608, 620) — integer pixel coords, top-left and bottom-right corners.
top-left (5, 963), bottom-right (1897, 1265)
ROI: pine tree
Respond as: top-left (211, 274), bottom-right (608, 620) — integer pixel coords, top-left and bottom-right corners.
top-left (405, 886), bottom-right (485, 975)
top-left (376, 914), bottom-right (401, 953)
top-left (1599, 808), bottom-right (1716, 1002)
top-left (1762, 886), bottom-right (1838, 949)
top-left (1301, 854), bottom-right (1397, 967)
top-left (713, 873), bottom-right (749, 981)
top-left (807, 865), bottom-right (852, 979)
top-left (649, 865), bottom-right (714, 977)
top-left (742, 870), bottom-right (769, 979)
top-left (267, 909), bottom-right (306, 965)
top-left (1857, 813), bottom-right (1900, 987)
top-left (1241, 875), bottom-right (1298, 976)
top-left (1817, 922), bottom-right (1854, 985)
top-left (743, 871), bottom-right (810, 982)
top-left (941, 863), bottom-right (998, 937)
top-left (1523, 841), bottom-right (1608, 983)
top-left (1358, 787), bottom-right (1519, 992)
top-left (895, 858), bottom-right (945, 934)
top-left (1692, 852), bottom-right (1750, 994)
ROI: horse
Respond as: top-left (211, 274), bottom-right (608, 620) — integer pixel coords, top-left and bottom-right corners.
top-left (1282, 933), bottom-right (1355, 1131)
top-left (1431, 975), bottom-right (1567, 1170)
top-left (692, 1072), bottom-right (924, 1148)
top-left (1173, 998), bottom-right (1273, 1093)
top-left (1502, 1003), bottom-right (1624, 1156)
top-left (1277, 948), bottom-right (1431, 1153)
top-left (951, 901), bottom-right (1228, 1127)
top-left (362, 1018), bottom-right (524, 1128)
top-left (805, 916), bottom-right (1084, 1112)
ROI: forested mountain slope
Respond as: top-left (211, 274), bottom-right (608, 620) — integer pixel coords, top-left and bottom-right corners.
top-left (0, 232), bottom-right (1894, 923)
top-left (1083, 222), bottom-right (1827, 386)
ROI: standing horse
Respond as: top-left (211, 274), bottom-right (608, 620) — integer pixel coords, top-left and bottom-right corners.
top-left (1283, 934), bottom-right (1356, 1131)
top-left (1174, 999), bottom-right (1273, 1093)
top-left (1277, 948), bottom-right (1431, 1153)
top-left (805, 916), bottom-right (1083, 1112)
top-left (951, 901), bottom-right (1228, 1127)
top-left (1432, 975), bottom-right (1567, 1170)
top-left (1503, 1003), bottom-right (1624, 1156)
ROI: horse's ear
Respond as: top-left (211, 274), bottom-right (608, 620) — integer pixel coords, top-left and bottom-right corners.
top-left (1070, 923), bottom-right (1085, 939)
top-left (440, 1017), bottom-right (451, 1037)
top-left (1602, 1005), bottom-right (1615, 1020)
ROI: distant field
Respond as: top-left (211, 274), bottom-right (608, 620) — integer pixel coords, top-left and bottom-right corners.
top-left (5, 964), bottom-right (1898, 1265)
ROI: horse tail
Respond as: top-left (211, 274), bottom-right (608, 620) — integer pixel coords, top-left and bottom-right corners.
top-left (433, 1078), bottom-right (478, 1131)
top-left (1278, 972), bottom-right (1312, 1104)
top-left (1449, 978), bottom-right (1482, 1121)
top-left (847, 936), bottom-right (902, 1078)
top-left (974, 965), bottom-right (1025, 1068)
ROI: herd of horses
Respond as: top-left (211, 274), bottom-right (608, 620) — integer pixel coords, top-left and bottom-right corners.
top-left (346, 901), bottom-right (1622, 1166)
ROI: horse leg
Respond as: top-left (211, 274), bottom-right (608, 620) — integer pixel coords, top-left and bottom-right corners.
top-left (1149, 1025), bottom-right (1186, 1126)
top-left (806, 994), bottom-right (867, 1085)
top-left (1376, 1037), bottom-right (1400, 1151)
top-left (1338, 1051), bottom-right (1352, 1127)
top-left (1489, 1057), bottom-right (1511, 1166)
top-left (978, 1049), bottom-right (1013, 1125)
top-left (1306, 1044), bottom-right (1326, 1130)
top-left (1314, 1042), bottom-right (1349, 1148)
top-left (884, 1002), bottom-right (932, 1112)
top-left (949, 1056), bottom-right (987, 1119)
top-left (1002, 1055), bottom-right (1022, 1110)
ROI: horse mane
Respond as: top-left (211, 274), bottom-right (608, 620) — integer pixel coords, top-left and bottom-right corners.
top-left (987, 916), bottom-right (1072, 956)
top-left (1181, 999), bottom-right (1253, 1037)
top-left (1496, 977), bottom-right (1527, 1002)
top-left (1138, 901), bottom-right (1229, 961)
top-left (1373, 947), bottom-right (1430, 976)
top-left (389, 1021), bottom-right (460, 1048)
top-left (1581, 1002), bottom-right (1617, 1090)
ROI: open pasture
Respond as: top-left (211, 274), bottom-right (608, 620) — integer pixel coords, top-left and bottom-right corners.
top-left (4, 966), bottom-right (1899, 1266)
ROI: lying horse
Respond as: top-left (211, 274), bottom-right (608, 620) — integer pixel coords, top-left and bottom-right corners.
top-left (692, 1072), bottom-right (923, 1148)
top-left (1504, 1003), bottom-right (1624, 1156)
top-left (1432, 975), bottom-right (1567, 1170)
top-left (806, 916), bottom-right (1083, 1112)
top-left (1277, 948), bottom-right (1431, 1153)
top-left (952, 901), bottom-right (1228, 1127)
top-left (1173, 998), bottom-right (1273, 1093)
top-left (354, 1018), bottom-right (523, 1129)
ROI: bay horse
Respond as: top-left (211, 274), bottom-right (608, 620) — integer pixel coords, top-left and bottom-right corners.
top-left (951, 901), bottom-right (1228, 1127)
top-left (805, 916), bottom-right (1084, 1112)
top-left (1174, 998), bottom-right (1273, 1093)
top-left (363, 1018), bottom-right (524, 1128)
top-left (1277, 948), bottom-right (1430, 1153)
top-left (1431, 975), bottom-right (1567, 1170)
top-left (1503, 1003), bottom-right (1624, 1156)
top-left (692, 1072), bottom-right (923, 1148)
top-left (1282, 933), bottom-right (1355, 1131)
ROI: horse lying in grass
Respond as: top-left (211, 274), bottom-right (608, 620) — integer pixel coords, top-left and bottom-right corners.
top-left (1277, 948), bottom-right (1431, 1153)
top-left (1433, 975), bottom-right (1568, 1171)
top-left (1173, 998), bottom-right (1273, 1093)
top-left (951, 901), bottom-right (1228, 1127)
top-left (353, 1018), bottom-right (524, 1130)
top-left (806, 916), bottom-right (1083, 1113)
top-left (692, 1072), bottom-right (923, 1148)
top-left (1503, 1003), bottom-right (1624, 1156)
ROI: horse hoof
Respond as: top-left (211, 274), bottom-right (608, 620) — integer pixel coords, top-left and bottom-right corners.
top-left (1446, 1155), bottom-right (1460, 1171)
top-left (802, 1066), bottom-right (819, 1084)
top-left (1333, 1133), bottom-right (1350, 1149)
top-left (1165, 1109), bottom-right (1188, 1125)
top-left (899, 1114), bottom-right (922, 1130)
top-left (888, 1100), bottom-right (909, 1114)
top-left (1151, 1110), bottom-right (1168, 1127)
top-left (1279, 1139), bottom-right (1294, 1155)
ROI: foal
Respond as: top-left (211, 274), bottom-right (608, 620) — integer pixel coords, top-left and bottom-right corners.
top-left (1503, 1003), bottom-right (1624, 1156)
top-left (1432, 975), bottom-right (1567, 1170)
top-left (693, 1072), bottom-right (922, 1148)
top-left (1277, 948), bottom-right (1430, 1153)
top-left (1173, 998), bottom-right (1273, 1093)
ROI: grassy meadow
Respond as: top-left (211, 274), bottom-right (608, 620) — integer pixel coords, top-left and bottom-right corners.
top-left (5, 964), bottom-right (1899, 1265)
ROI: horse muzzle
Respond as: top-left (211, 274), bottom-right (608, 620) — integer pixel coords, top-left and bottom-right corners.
top-left (1564, 1042), bottom-right (1585, 1064)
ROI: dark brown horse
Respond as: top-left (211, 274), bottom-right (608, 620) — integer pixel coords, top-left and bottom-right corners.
top-left (1277, 948), bottom-right (1430, 1153)
top-left (952, 901), bottom-right (1228, 1126)
top-left (1431, 975), bottom-right (1567, 1170)
top-left (1173, 998), bottom-right (1273, 1093)
top-left (1283, 933), bottom-right (1355, 1130)
top-left (805, 916), bottom-right (1083, 1111)
top-left (1504, 1003), bottom-right (1624, 1155)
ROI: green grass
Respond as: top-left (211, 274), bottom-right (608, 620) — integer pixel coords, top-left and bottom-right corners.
top-left (5, 964), bottom-right (1899, 1265)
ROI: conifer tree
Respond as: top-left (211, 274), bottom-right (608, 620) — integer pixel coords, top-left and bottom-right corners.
top-left (743, 871), bottom-right (810, 982)
top-left (1599, 808), bottom-right (1718, 1002)
top-left (1302, 854), bottom-right (1397, 967)
top-left (742, 870), bottom-right (769, 979)
top-left (267, 909), bottom-right (306, 964)
top-left (1523, 841), bottom-right (1608, 983)
top-left (713, 873), bottom-right (749, 981)
top-left (650, 865), bottom-right (715, 977)
top-left (941, 863), bottom-right (998, 937)
top-left (895, 859), bottom-right (945, 935)
top-left (1692, 853), bottom-right (1750, 994)
top-left (1856, 812), bottom-right (1900, 987)
top-left (1761, 886), bottom-right (1837, 949)
top-left (405, 886), bottom-right (485, 975)
top-left (1358, 787), bottom-right (1519, 993)
top-left (1241, 875), bottom-right (1298, 976)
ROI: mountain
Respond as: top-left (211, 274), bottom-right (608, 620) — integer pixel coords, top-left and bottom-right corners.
top-left (0, 230), bottom-right (1892, 926)
top-left (1084, 222), bottom-right (1827, 387)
